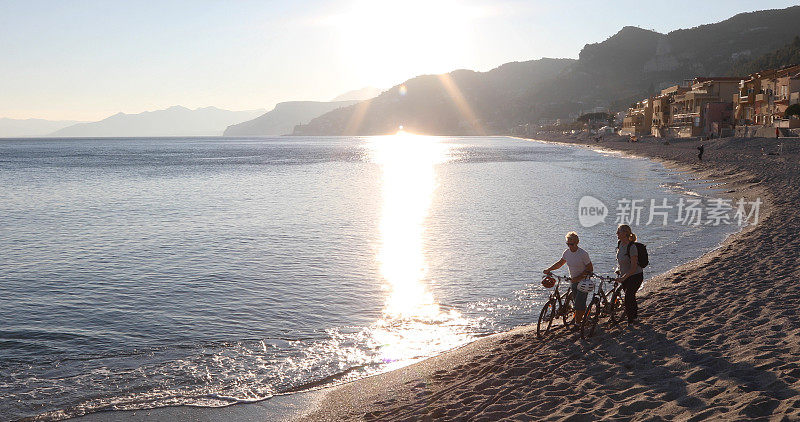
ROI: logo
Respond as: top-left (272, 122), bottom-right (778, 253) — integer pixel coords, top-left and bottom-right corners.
top-left (578, 195), bottom-right (608, 227)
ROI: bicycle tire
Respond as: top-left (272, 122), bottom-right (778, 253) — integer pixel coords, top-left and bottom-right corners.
top-left (609, 286), bottom-right (626, 326)
top-left (561, 290), bottom-right (575, 329)
top-left (537, 299), bottom-right (556, 338)
top-left (596, 292), bottom-right (611, 318)
top-left (581, 298), bottom-right (601, 339)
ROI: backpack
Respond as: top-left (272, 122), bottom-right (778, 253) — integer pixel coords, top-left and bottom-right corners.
top-left (618, 241), bottom-right (649, 269)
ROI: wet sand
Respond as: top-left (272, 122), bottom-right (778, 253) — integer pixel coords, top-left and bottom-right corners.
top-left (71, 389), bottom-right (328, 421)
top-left (300, 134), bottom-right (800, 421)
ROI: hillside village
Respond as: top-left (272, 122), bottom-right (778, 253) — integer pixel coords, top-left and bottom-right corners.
top-left (616, 63), bottom-right (800, 139)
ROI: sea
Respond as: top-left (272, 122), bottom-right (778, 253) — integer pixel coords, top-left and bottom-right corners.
top-left (0, 135), bottom-right (739, 420)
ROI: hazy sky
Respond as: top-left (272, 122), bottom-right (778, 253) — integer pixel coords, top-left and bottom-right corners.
top-left (1, 0), bottom-right (797, 121)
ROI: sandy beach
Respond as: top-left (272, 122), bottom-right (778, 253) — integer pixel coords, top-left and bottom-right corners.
top-left (297, 134), bottom-right (800, 421)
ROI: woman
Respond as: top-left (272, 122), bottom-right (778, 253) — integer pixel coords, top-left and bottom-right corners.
top-left (616, 224), bottom-right (643, 323)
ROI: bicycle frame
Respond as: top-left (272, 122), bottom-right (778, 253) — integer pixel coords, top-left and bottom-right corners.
top-left (580, 272), bottom-right (627, 339)
top-left (588, 274), bottom-right (619, 315)
top-left (546, 275), bottom-right (573, 317)
top-left (536, 274), bottom-right (575, 338)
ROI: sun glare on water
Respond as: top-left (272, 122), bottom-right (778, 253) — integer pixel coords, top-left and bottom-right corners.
top-left (367, 133), bottom-right (474, 366)
top-left (370, 132), bottom-right (446, 318)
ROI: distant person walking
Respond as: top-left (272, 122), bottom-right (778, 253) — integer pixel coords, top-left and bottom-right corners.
top-left (544, 232), bottom-right (593, 325)
top-left (616, 224), bottom-right (643, 323)
top-left (697, 144), bottom-right (704, 162)
top-left (776, 127), bottom-right (780, 139)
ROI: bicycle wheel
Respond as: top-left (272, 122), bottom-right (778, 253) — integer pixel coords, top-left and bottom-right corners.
top-left (609, 286), bottom-right (626, 326)
top-left (561, 290), bottom-right (575, 329)
top-left (537, 299), bottom-right (556, 338)
top-left (581, 298), bottom-right (601, 339)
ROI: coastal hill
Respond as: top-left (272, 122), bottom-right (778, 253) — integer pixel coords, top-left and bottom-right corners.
top-left (294, 6), bottom-right (800, 135)
top-left (526, 6), bottom-right (800, 111)
top-left (0, 117), bottom-right (84, 138)
top-left (731, 35), bottom-right (800, 76)
top-left (293, 58), bottom-right (576, 135)
top-left (222, 100), bottom-right (359, 137)
top-left (49, 106), bottom-right (265, 137)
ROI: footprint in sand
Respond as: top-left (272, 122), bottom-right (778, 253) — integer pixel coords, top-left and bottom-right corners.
top-left (739, 396), bottom-right (780, 418)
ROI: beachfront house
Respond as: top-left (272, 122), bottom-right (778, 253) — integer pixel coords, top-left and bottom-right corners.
top-left (703, 102), bottom-right (735, 137)
top-left (651, 96), bottom-right (670, 137)
top-left (669, 77), bottom-right (741, 138)
top-left (734, 76), bottom-right (760, 126)
top-left (620, 97), bottom-right (653, 136)
top-left (650, 84), bottom-right (690, 137)
top-left (775, 71), bottom-right (800, 129)
top-left (734, 64), bottom-right (800, 130)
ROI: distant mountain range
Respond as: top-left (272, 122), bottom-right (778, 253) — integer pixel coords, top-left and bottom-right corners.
top-left (223, 100), bottom-right (360, 137)
top-left (48, 106), bottom-right (265, 137)
top-left (294, 5), bottom-right (800, 135)
top-left (6, 87), bottom-right (381, 138)
top-left (0, 118), bottom-right (84, 138)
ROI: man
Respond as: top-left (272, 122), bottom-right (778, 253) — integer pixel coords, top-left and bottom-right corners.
top-left (544, 232), bottom-right (593, 324)
top-left (697, 144), bottom-right (704, 162)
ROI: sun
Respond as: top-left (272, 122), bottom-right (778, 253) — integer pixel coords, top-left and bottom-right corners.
top-left (332, 0), bottom-right (486, 87)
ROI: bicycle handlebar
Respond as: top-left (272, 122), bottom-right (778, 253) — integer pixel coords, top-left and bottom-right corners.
top-left (589, 272), bottom-right (619, 282)
top-left (540, 272), bottom-right (619, 286)
top-left (542, 273), bottom-right (571, 282)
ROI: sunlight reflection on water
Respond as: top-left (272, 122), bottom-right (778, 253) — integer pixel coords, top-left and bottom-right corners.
top-left (367, 133), bottom-right (475, 367)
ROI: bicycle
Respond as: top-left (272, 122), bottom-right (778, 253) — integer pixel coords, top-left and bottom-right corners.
top-left (536, 273), bottom-right (575, 338)
top-left (580, 273), bottom-right (626, 339)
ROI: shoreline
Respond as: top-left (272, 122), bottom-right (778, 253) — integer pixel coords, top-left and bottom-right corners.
top-left (297, 134), bottom-right (800, 421)
top-left (70, 134), bottom-right (798, 421)
top-left (70, 389), bottom-right (329, 422)
top-left (517, 135), bottom-right (771, 298)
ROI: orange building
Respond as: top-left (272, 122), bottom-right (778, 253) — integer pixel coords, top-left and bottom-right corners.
top-left (620, 97), bottom-right (653, 136)
top-left (669, 77), bottom-right (741, 137)
top-left (651, 84), bottom-right (690, 137)
top-left (734, 64), bottom-right (800, 128)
